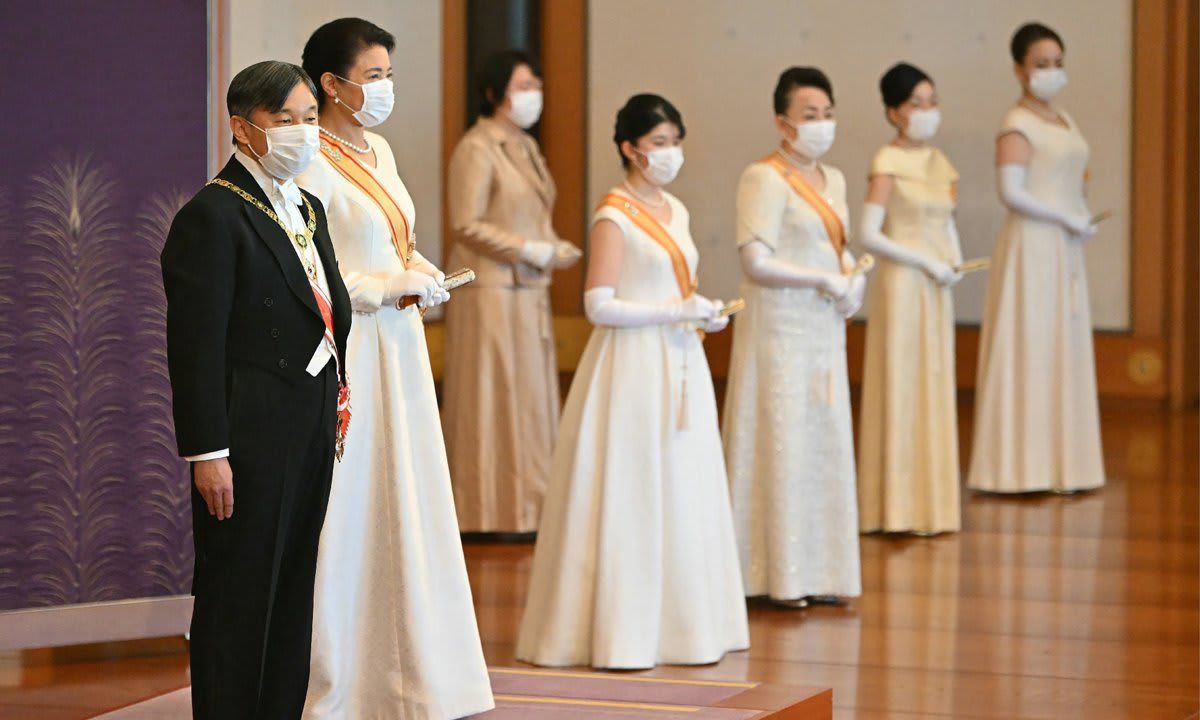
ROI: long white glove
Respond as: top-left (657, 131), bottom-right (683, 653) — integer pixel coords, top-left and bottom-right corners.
top-left (701, 300), bottom-right (730, 333)
top-left (860, 204), bottom-right (960, 287)
top-left (998, 164), bottom-right (1096, 240)
top-left (584, 286), bottom-right (718, 329)
top-left (384, 269), bottom-right (442, 309)
top-left (834, 274), bottom-right (867, 318)
top-left (519, 239), bottom-right (557, 269)
top-left (739, 241), bottom-right (851, 299)
top-left (405, 254), bottom-right (450, 307)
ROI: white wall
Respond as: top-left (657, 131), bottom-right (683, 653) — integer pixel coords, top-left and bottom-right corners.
top-left (221, 0), bottom-right (443, 262)
top-left (588, 0), bottom-right (1132, 329)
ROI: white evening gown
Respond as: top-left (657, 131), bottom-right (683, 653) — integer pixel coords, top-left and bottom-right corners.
top-left (722, 159), bottom-right (862, 600)
top-left (297, 132), bottom-right (493, 720)
top-left (515, 188), bottom-right (749, 669)
top-left (967, 107), bottom-right (1105, 493)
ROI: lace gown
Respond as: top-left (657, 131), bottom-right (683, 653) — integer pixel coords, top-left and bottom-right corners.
top-left (722, 159), bottom-right (862, 600)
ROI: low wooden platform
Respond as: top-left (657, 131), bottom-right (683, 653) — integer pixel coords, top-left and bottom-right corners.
top-left (89, 668), bottom-right (831, 719)
top-left (484, 667), bottom-right (830, 718)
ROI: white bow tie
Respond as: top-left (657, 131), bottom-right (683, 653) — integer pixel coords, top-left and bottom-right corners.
top-left (275, 179), bottom-right (303, 208)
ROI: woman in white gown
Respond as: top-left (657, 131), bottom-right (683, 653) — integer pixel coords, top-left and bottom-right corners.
top-left (722, 67), bottom-right (865, 606)
top-left (857, 62), bottom-right (963, 535)
top-left (296, 19), bottom-right (493, 719)
top-left (516, 94), bottom-right (749, 669)
top-left (968, 22), bottom-right (1105, 494)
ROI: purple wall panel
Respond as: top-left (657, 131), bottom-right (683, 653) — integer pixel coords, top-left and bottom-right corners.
top-left (0, 1), bottom-right (207, 609)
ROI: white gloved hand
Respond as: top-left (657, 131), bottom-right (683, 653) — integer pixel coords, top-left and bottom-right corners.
top-left (921, 259), bottom-right (963, 288)
top-left (676, 294), bottom-right (719, 323)
top-left (583, 288), bottom-right (720, 328)
top-left (820, 272), bottom-right (853, 300)
top-left (519, 239), bottom-right (557, 269)
top-left (700, 297), bottom-right (724, 331)
top-left (834, 274), bottom-right (867, 318)
top-left (553, 240), bottom-right (583, 269)
top-left (1063, 214), bottom-right (1098, 241)
top-left (384, 269), bottom-right (441, 308)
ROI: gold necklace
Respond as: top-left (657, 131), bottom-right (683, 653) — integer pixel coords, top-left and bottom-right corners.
top-left (209, 178), bottom-right (320, 281)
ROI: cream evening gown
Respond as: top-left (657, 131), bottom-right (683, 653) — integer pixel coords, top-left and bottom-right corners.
top-left (857, 145), bottom-right (962, 533)
top-left (515, 188), bottom-right (749, 668)
top-left (967, 107), bottom-right (1105, 493)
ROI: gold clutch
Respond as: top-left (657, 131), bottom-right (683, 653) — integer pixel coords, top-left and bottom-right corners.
top-left (717, 298), bottom-right (746, 318)
top-left (955, 257), bottom-right (991, 274)
top-left (848, 254), bottom-right (876, 278)
top-left (440, 267), bottom-right (476, 291)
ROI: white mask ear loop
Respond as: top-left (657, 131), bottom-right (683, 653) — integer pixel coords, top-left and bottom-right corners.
top-left (243, 119), bottom-right (269, 159)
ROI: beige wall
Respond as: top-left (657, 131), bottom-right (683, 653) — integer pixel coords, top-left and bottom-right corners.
top-left (217, 0), bottom-right (444, 262)
top-left (588, 0), bottom-right (1132, 329)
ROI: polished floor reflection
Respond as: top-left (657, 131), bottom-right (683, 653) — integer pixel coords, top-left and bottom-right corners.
top-left (464, 404), bottom-right (1199, 720)
top-left (0, 404), bottom-right (1196, 719)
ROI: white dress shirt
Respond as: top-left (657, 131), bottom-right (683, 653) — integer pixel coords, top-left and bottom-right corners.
top-left (186, 151), bottom-right (336, 463)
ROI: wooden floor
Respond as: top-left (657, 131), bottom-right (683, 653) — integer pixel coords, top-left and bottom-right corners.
top-left (0, 402), bottom-right (1196, 719)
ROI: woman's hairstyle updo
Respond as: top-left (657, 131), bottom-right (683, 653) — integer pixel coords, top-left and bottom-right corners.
top-left (1010, 22), bottom-right (1064, 64)
top-left (612, 94), bottom-right (685, 169)
top-left (773, 66), bottom-right (834, 115)
top-left (476, 49), bottom-right (540, 117)
top-left (302, 17), bottom-right (395, 108)
top-left (879, 62), bottom-right (932, 109)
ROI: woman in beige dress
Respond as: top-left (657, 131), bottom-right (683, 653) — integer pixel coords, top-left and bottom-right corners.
top-left (968, 23), bottom-right (1105, 493)
top-left (857, 62), bottom-right (963, 535)
top-left (443, 50), bottom-right (581, 533)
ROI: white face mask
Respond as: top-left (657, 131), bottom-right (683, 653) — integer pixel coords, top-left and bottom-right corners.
top-left (783, 118), bottom-right (836, 160)
top-left (245, 121), bottom-right (320, 181)
top-left (1029, 68), bottom-right (1068, 102)
top-left (905, 108), bottom-right (941, 142)
top-left (636, 145), bottom-right (684, 186)
top-left (337, 76), bottom-right (395, 127)
top-left (507, 89), bottom-right (543, 129)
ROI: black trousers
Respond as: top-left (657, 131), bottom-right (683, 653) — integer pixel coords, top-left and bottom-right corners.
top-left (189, 362), bottom-right (337, 720)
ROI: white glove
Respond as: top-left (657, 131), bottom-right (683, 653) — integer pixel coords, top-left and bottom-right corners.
top-left (519, 239), bottom-right (557, 269)
top-left (384, 269), bottom-right (441, 308)
top-left (740, 240), bottom-right (849, 294)
top-left (860, 204), bottom-right (959, 286)
top-left (834, 274), bottom-right (867, 318)
top-left (998, 165), bottom-right (1096, 239)
top-left (584, 287), bottom-right (718, 328)
top-left (820, 272), bottom-right (853, 300)
top-left (921, 258), bottom-right (963, 287)
top-left (553, 240), bottom-right (583, 269)
top-left (1063, 214), bottom-right (1098, 241)
top-left (701, 301), bottom-right (730, 333)
top-left (425, 269), bottom-right (451, 308)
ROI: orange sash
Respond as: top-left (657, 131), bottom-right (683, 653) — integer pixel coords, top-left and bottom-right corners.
top-left (597, 193), bottom-right (696, 298)
top-left (761, 153), bottom-right (846, 260)
top-left (320, 139), bottom-right (414, 266)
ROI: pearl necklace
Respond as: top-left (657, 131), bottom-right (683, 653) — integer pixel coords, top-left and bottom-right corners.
top-left (622, 181), bottom-right (667, 208)
top-left (319, 126), bottom-right (371, 154)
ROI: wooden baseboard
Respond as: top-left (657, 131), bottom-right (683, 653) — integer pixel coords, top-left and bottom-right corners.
top-left (0, 596), bottom-right (193, 651)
